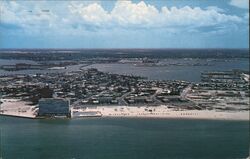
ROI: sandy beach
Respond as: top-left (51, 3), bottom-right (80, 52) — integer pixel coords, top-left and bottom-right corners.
top-left (72, 105), bottom-right (249, 121)
top-left (0, 99), bottom-right (248, 120)
top-left (0, 98), bottom-right (37, 118)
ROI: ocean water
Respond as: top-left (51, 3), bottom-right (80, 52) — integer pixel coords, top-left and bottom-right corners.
top-left (0, 116), bottom-right (249, 159)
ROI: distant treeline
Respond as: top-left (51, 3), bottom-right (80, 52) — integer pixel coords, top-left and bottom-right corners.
top-left (0, 49), bottom-right (249, 61)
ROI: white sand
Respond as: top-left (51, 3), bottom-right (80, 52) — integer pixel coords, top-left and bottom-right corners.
top-left (73, 105), bottom-right (249, 120)
top-left (0, 98), bottom-right (37, 118)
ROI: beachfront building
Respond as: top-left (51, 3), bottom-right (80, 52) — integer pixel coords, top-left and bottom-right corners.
top-left (38, 98), bottom-right (70, 118)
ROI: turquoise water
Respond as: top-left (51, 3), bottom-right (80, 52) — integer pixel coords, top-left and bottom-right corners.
top-left (0, 116), bottom-right (249, 159)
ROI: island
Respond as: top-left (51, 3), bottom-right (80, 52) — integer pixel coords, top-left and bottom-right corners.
top-left (0, 68), bottom-right (249, 120)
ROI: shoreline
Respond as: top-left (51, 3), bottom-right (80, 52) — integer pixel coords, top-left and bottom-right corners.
top-left (0, 113), bottom-right (249, 121)
top-left (100, 116), bottom-right (249, 121)
top-left (0, 113), bottom-right (37, 119)
top-left (99, 113), bottom-right (250, 121)
top-left (99, 113), bottom-right (249, 121)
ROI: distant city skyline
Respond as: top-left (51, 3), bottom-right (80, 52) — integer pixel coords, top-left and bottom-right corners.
top-left (0, 0), bottom-right (249, 48)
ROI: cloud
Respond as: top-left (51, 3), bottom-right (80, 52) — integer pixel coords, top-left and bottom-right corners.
top-left (111, 1), bottom-right (159, 26)
top-left (206, 6), bottom-right (225, 12)
top-left (244, 12), bottom-right (249, 19)
top-left (68, 1), bottom-right (242, 29)
top-left (160, 6), bottom-right (241, 27)
top-left (1, 1), bottom-right (58, 28)
top-left (229, 0), bottom-right (249, 9)
top-left (69, 2), bottom-right (111, 25)
top-left (0, 0), bottom-right (246, 35)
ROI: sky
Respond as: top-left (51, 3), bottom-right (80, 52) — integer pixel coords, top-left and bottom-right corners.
top-left (0, 0), bottom-right (249, 48)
